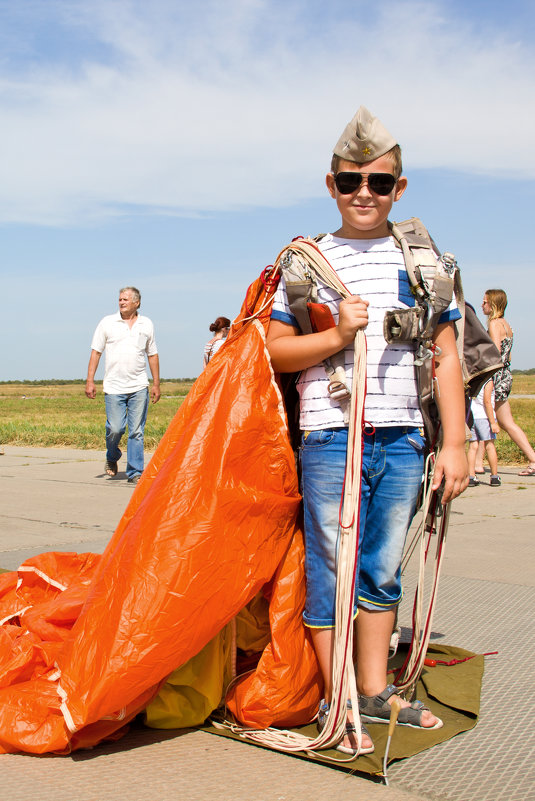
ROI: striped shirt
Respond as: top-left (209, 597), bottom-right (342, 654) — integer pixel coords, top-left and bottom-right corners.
top-left (271, 234), bottom-right (460, 430)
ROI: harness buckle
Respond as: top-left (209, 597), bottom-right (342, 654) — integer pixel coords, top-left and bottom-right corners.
top-left (440, 252), bottom-right (457, 275)
top-left (414, 343), bottom-right (434, 366)
top-left (327, 380), bottom-right (351, 401)
top-left (418, 299), bottom-right (433, 335)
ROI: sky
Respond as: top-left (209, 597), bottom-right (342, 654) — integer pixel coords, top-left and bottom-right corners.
top-left (1, 0), bottom-right (534, 380)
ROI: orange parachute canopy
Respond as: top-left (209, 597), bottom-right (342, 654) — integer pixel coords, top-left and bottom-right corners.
top-left (0, 268), bottom-right (322, 755)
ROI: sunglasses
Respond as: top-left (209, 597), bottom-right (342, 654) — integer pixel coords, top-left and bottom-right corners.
top-left (334, 172), bottom-right (397, 196)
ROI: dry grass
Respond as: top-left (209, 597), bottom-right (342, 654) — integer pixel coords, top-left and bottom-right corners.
top-left (0, 382), bottom-right (194, 450)
top-left (510, 373), bottom-right (535, 395)
top-left (1, 378), bottom-right (534, 462)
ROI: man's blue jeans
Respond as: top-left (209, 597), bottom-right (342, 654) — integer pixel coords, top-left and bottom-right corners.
top-left (104, 388), bottom-right (149, 479)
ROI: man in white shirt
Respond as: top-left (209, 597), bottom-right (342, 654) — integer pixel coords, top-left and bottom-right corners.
top-left (85, 286), bottom-right (160, 484)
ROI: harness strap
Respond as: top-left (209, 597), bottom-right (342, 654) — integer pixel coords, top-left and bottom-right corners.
top-left (223, 239), bottom-right (368, 758)
top-left (281, 238), bottom-right (353, 407)
top-left (395, 453), bottom-right (450, 696)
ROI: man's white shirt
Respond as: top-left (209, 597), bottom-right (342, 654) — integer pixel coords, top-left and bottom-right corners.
top-left (90, 312), bottom-right (158, 394)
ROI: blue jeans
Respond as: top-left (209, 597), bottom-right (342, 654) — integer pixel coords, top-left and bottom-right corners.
top-left (300, 426), bottom-right (425, 628)
top-left (104, 388), bottom-right (149, 479)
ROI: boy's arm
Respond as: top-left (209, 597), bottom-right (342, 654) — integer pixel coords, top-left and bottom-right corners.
top-left (431, 321), bottom-right (469, 503)
top-left (267, 295), bottom-right (369, 373)
top-left (483, 380), bottom-right (500, 433)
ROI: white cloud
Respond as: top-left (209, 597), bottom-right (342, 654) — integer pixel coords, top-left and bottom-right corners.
top-left (0, 0), bottom-right (533, 226)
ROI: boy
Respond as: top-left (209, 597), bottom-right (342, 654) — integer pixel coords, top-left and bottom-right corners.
top-left (266, 106), bottom-right (468, 755)
top-left (468, 381), bottom-right (501, 486)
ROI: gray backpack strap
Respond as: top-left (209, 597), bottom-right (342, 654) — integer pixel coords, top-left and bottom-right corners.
top-left (389, 218), bottom-right (457, 443)
top-left (389, 217), bottom-right (502, 444)
top-left (278, 249), bottom-right (316, 335)
top-left (390, 218), bottom-right (455, 331)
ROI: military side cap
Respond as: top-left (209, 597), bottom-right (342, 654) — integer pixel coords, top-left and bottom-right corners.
top-left (333, 105), bottom-right (397, 163)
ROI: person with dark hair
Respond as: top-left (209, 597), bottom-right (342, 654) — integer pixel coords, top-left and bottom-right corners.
top-left (203, 316), bottom-right (231, 367)
top-left (482, 289), bottom-right (535, 475)
top-left (85, 287), bottom-right (160, 484)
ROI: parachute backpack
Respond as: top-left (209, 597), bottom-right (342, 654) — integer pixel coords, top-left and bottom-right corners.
top-left (279, 218), bottom-right (503, 445)
top-left (386, 217), bottom-right (503, 445)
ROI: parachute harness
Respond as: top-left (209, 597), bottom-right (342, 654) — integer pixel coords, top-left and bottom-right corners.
top-left (218, 238), bottom-right (450, 760)
top-left (214, 239), bottom-right (367, 760)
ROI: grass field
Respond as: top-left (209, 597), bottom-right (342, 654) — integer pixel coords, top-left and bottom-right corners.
top-left (1, 376), bottom-right (534, 463)
top-left (0, 381), bottom-right (194, 450)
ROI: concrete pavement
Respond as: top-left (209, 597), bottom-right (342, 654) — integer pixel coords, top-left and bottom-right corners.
top-left (1, 446), bottom-right (534, 801)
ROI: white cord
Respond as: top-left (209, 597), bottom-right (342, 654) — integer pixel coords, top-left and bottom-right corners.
top-left (227, 240), bottom-right (367, 756)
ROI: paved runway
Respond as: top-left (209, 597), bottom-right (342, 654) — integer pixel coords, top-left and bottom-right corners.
top-left (1, 446), bottom-right (534, 800)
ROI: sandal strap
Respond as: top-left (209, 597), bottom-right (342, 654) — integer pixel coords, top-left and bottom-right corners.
top-left (359, 685), bottom-right (433, 726)
top-left (359, 683), bottom-right (398, 714)
top-left (346, 721), bottom-right (371, 737)
top-left (397, 702), bottom-right (431, 726)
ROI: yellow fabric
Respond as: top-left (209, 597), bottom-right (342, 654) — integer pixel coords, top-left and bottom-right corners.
top-left (235, 592), bottom-right (270, 654)
top-left (144, 625), bottom-right (234, 730)
top-left (144, 594), bottom-right (271, 730)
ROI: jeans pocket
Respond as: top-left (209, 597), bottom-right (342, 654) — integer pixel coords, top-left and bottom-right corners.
top-left (406, 428), bottom-right (426, 452)
top-left (301, 429), bottom-right (336, 450)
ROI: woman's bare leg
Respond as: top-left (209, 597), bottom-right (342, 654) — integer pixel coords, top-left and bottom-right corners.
top-left (495, 400), bottom-right (535, 465)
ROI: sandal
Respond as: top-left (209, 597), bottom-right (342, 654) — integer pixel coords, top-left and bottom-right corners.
top-left (518, 465), bottom-right (535, 476)
top-left (359, 685), bottom-right (443, 730)
top-left (317, 699), bottom-right (375, 756)
top-left (105, 460), bottom-right (118, 476)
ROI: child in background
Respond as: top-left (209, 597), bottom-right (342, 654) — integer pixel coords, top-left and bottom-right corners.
top-left (467, 381), bottom-right (500, 487)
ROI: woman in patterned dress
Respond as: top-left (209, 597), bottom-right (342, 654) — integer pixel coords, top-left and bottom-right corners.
top-left (483, 289), bottom-right (535, 476)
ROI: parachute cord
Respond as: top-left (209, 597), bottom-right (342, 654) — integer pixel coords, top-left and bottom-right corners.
top-left (400, 451), bottom-right (436, 573)
top-left (240, 265), bottom-right (282, 322)
top-left (221, 327), bottom-right (367, 758)
top-left (394, 455), bottom-right (451, 695)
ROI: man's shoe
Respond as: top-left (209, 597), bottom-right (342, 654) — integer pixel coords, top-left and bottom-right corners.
top-left (468, 476), bottom-right (480, 487)
top-left (105, 460), bottom-right (118, 477)
top-left (490, 475), bottom-right (501, 487)
top-left (127, 475), bottom-right (141, 485)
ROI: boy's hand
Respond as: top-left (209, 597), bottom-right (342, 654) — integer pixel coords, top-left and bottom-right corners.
top-left (432, 445), bottom-right (469, 504)
top-left (491, 421), bottom-right (500, 434)
top-left (336, 295), bottom-right (369, 346)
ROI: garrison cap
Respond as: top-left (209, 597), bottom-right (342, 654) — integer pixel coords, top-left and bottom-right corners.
top-left (333, 105), bottom-right (397, 163)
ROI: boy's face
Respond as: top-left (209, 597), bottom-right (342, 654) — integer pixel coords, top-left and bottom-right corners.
top-left (326, 155), bottom-right (407, 239)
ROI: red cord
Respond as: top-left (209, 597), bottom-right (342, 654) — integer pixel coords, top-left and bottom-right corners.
top-left (424, 651), bottom-right (498, 667)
